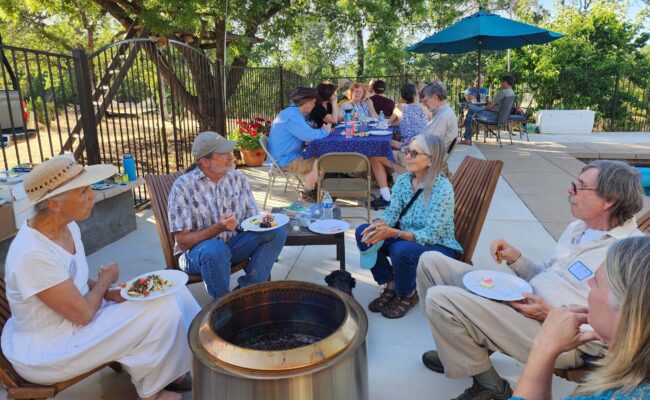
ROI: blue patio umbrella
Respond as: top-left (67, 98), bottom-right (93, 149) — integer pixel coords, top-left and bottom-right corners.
top-left (407, 8), bottom-right (564, 95)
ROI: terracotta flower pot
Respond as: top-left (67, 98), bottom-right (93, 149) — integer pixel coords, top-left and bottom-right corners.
top-left (240, 148), bottom-right (267, 167)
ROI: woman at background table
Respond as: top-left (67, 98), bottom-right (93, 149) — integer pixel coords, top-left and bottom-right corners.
top-left (1, 157), bottom-right (200, 400)
top-left (511, 236), bottom-right (650, 400)
top-left (338, 82), bottom-right (377, 121)
top-left (308, 82), bottom-right (339, 128)
top-left (269, 86), bottom-right (332, 202)
top-left (355, 134), bottom-right (462, 319)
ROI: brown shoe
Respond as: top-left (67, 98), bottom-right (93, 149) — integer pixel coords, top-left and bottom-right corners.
top-left (300, 189), bottom-right (318, 203)
top-left (368, 288), bottom-right (396, 313)
top-left (381, 292), bottom-right (419, 319)
top-left (459, 139), bottom-right (472, 145)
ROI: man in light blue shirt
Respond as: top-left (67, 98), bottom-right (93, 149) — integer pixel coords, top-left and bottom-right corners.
top-left (269, 86), bottom-right (331, 202)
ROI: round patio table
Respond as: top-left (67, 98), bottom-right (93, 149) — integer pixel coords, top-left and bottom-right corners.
top-left (302, 126), bottom-right (397, 162)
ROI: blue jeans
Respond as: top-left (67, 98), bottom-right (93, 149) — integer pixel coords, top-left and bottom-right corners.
top-left (179, 229), bottom-right (287, 299)
top-left (464, 106), bottom-right (497, 139)
top-left (355, 224), bottom-right (458, 296)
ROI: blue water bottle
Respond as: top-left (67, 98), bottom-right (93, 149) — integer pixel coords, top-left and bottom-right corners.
top-left (123, 154), bottom-right (137, 181)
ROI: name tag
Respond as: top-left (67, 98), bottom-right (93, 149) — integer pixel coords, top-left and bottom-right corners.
top-left (568, 261), bottom-right (593, 281)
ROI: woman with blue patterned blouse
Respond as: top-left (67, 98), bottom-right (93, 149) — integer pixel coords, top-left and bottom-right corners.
top-left (355, 134), bottom-right (463, 319)
top-left (338, 82), bottom-right (377, 121)
top-left (512, 236), bottom-right (650, 400)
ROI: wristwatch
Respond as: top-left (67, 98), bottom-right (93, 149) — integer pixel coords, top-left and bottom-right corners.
top-left (395, 230), bottom-right (403, 239)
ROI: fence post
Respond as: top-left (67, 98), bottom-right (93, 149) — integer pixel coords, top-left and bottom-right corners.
top-left (279, 66), bottom-right (285, 111)
top-left (73, 48), bottom-right (100, 165)
top-left (609, 71), bottom-right (620, 132)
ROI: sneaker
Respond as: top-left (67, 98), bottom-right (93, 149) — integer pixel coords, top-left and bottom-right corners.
top-left (452, 379), bottom-right (513, 400)
top-left (371, 196), bottom-right (390, 210)
top-left (300, 189), bottom-right (318, 203)
top-left (421, 350), bottom-right (444, 373)
top-left (459, 139), bottom-right (472, 145)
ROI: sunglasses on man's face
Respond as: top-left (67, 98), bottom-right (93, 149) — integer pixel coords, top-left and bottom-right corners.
top-left (400, 147), bottom-right (431, 159)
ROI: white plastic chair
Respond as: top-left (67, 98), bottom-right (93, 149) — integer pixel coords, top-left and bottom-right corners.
top-left (259, 135), bottom-right (304, 210)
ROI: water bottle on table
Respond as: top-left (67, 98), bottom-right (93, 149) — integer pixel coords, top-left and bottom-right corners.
top-left (321, 191), bottom-right (333, 220)
top-left (122, 154), bottom-right (137, 181)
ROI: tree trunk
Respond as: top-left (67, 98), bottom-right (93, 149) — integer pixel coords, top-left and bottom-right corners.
top-left (355, 27), bottom-right (364, 79)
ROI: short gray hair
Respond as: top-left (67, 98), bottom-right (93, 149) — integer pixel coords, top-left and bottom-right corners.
top-left (421, 82), bottom-right (447, 101)
top-left (33, 191), bottom-right (69, 214)
top-left (581, 160), bottom-right (643, 228)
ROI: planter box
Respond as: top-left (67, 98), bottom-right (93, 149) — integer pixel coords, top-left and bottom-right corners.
top-left (535, 110), bottom-right (595, 135)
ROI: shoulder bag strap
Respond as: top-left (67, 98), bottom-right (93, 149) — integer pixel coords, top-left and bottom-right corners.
top-left (395, 188), bottom-right (423, 230)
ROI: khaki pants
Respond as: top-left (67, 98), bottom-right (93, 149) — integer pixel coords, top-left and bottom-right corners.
top-left (415, 251), bottom-right (583, 378)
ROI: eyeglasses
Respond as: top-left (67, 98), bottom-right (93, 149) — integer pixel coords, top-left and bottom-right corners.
top-left (401, 147), bottom-right (431, 159)
top-left (571, 181), bottom-right (597, 194)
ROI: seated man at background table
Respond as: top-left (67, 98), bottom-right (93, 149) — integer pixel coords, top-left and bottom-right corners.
top-left (460, 75), bottom-right (515, 145)
top-left (269, 86), bottom-right (331, 202)
top-left (416, 160), bottom-right (644, 400)
top-left (168, 131), bottom-right (287, 299)
top-left (421, 82), bottom-right (457, 150)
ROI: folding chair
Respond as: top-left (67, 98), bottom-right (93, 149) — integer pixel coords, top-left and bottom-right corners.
top-left (259, 135), bottom-right (303, 210)
top-left (509, 93), bottom-right (535, 141)
top-left (317, 152), bottom-right (372, 223)
top-left (472, 95), bottom-right (517, 148)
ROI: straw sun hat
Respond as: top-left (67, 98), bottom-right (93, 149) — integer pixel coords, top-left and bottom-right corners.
top-left (22, 157), bottom-right (117, 211)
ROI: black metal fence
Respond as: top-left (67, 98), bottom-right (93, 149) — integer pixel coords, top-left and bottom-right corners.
top-left (0, 39), bottom-right (305, 208)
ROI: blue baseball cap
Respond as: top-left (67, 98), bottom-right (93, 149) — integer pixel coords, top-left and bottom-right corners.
top-left (359, 240), bottom-right (384, 269)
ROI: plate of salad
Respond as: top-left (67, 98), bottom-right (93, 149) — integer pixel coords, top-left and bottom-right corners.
top-left (120, 270), bottom-right (188, 301)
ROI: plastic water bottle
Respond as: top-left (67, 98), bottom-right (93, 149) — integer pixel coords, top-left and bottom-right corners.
top-left (378, 110), bottom-right (385, 122)
top-left (321, 191), bottom-right (333, 220)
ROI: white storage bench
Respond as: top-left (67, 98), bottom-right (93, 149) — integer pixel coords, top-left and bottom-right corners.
top-left (535, 110), bottom-right (595, 134)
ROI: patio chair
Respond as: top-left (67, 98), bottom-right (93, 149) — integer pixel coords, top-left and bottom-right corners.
top-left (553, 209), bottom-right (650, 383)
top-left (0, 279), bottom-right (123, 400)
top-left (451, 156), bottom-right (503, 264)
top-left (144, 172), bottom-right (247, 285)
top-left (508, 93), bottom-right (535, 141)
top-left (442, 137), bottom-right (458, 178)
top-left (259, 135), bottom-right (304, 210)
top-left (472, 95), bottom-right (517, 148)
top-left (316, 152), bottom-right (372, 223)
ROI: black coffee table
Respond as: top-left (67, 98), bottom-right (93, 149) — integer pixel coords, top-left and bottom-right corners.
top-left (272, 207), bottom-right (346, 270)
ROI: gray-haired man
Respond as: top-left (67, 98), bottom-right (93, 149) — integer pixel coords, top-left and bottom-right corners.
top-left (420, 82), bottom-right (458, 150)
top-left (416, 160), bottom-right (644, 400)
top-left (168, 131), bottom-right (286, 299)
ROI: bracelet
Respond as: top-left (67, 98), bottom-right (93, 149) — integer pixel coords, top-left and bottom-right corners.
top-left (506, 253), bottom-right (522, 266)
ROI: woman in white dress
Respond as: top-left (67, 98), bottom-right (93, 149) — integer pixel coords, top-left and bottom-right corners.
top-left (1, 157), bottom-right (201, 400)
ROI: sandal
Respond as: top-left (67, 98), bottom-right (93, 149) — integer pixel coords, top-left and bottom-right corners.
top-left (381, 292), bottom-right (419, 319)
top-left (368, 288), bottom-right (396, 313)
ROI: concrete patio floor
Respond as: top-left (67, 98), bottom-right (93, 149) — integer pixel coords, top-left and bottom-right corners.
top-left (2, 132), bottom-right (649, 399)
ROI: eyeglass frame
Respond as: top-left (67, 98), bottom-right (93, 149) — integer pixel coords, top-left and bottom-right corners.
top-left (571, 180), bottom-right (598, 194)
top-left (400, 147), bottom-right (432, 159)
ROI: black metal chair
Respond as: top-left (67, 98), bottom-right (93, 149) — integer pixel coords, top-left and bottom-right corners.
top-left (472, 95), bottom-right (517, 148)
top-left (508, 93), bottom-right (536, 141)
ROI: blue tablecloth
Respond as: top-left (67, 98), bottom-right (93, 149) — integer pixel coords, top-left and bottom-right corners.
top-left (303, 126), bottom-right (396, 162)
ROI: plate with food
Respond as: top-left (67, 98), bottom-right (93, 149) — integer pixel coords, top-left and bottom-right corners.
top-left (241, 213), bottom-right (290, 232)
top-left (120, 270), bottom-right (188, 301)
top-left (368, 130), bottom-right (392, 136)
top-left (462, 270), bottom-right (533, 301)
top-left (308, 219), bottom-right (350, 234)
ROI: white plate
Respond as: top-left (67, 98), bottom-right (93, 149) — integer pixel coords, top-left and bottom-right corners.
top-left (241, 213), bottom-right (290, 232)
top-left (368, 130), bottom-right (392, 136)
top-left (120, 270), bottom-right (188, 301)
top-left (308, 219), bottom-right (350, 234)
top-left (462, 270), bottom-right (533, 301)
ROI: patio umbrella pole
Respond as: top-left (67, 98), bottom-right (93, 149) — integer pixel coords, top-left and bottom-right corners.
top-left (477, 41), bottom-right (482, 101)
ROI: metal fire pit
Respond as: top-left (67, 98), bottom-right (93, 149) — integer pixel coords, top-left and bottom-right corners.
top-left (189, 280), bottom-right (368, 400)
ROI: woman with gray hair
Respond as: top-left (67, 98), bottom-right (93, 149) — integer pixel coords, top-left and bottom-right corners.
top-left (512, 236), bottom-right (650, 400)
top-left (1, 157), bottom-right (200, 400)
top-left (355, 134), bottom-right (463, 319)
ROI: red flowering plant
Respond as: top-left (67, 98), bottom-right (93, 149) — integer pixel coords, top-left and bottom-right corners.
top-left (233, 117), bottom-right (272, 154)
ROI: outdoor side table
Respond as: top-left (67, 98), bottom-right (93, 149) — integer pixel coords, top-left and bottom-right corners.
top-left (272, 207), bottom-right (346, 270)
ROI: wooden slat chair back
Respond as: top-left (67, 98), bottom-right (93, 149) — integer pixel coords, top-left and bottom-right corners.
top-left (144, 172), bottom-right (246, 285)
top-left (451, 156), bottom-right (503, 264)
top-left (553, 209), bottom-right (650, 383)
top-left (0, 279), bottom-right (122, 399)
top-left (316, 152), bottom-right (372, 223)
